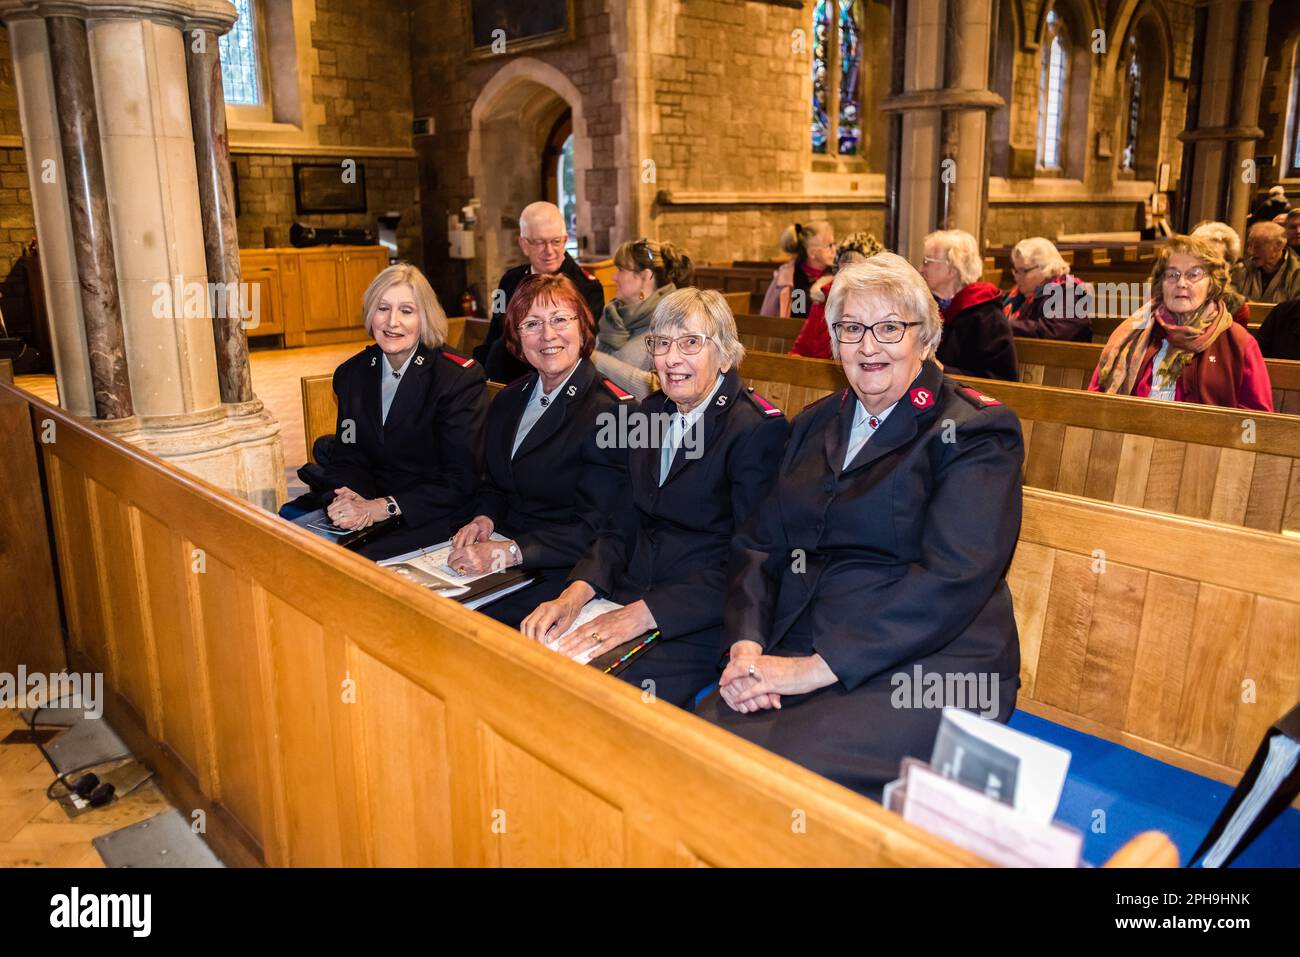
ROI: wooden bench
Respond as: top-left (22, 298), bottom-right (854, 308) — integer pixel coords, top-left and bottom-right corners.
top-left (2, 380), bottom-right (994, 868)
top-left (20, 378), bottom-right (1294, 864)
top-left (1014, 338), bottom-right (1300, 413)
top-left (738, 351), bottom-right (1300, 535)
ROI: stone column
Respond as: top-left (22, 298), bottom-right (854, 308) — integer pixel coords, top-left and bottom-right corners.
top-left (1, 0), bottom-right (285, 510)
top-left (1178, 0), bottom-right (1272, 232)
top-left (184, 13), bottom-right (253, 404)
top-left (882, 0), bottom-right (1001, 263)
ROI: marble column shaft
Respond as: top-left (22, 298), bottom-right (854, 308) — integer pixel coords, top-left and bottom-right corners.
top-left (45, 15), bottom-right (133, 420)
top-left (186, 27), bottom-right (253, 405)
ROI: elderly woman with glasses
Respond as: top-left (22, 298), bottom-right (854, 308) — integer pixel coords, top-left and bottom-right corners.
top-left (696, 253), bottom-right (1025, 802)
top-left (447, 273), bottom-right (633, 627)
top-left (521, 288), bottom-right (789, 708)
top-left (1002, 237), bottom-right (1093, 342)
top-left (1089, 234), bottom-right (1273, 411)
top-left (919, 229), bottom-right (1018, 380)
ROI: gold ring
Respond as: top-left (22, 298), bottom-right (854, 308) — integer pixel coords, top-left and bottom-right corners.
top-left (589, 632), bottom-right (601, 645)
top-left (748, 664), bottom-right (757, 678)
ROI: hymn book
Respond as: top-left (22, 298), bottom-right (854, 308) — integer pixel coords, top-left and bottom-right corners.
top-left (379, 535), bottom-right (534, 610)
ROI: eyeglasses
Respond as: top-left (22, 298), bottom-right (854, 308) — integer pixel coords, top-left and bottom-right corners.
top-left (1012, 264), bottom-right (1042, 276)
top-left (921, 256), bottom-right (949, 268)
top-left (831, 319), bottom-right (922, 344)
top-left (522, 237), bottom-right (567, 251)
top-left (645, 333), bottom-right (712, 356)
top-left (519, 315), bottom-right (576, 336)
top-left (1162, 266), bottom-right (1209, 284)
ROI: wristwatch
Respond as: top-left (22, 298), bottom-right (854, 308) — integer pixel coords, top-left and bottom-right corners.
top-left (385, 496), bottom-right (400, 517)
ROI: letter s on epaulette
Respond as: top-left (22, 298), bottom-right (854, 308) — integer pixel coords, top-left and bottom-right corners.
top-left (600, 377), bottom-right (635, 401)
top-left (955, 384), bottom-right (1002, 408)
top-left (745, 387), bottom-right (784, 417)
top-left (441, 349), bottom-right (475, 368)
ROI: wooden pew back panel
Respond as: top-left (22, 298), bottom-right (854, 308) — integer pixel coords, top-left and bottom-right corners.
top-left (10, 381), bottom-right (984, 868)
top-left (1014, 489), bottom-right (1300, 785)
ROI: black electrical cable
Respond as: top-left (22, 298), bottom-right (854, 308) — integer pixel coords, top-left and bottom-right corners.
top-left (26, 703), bottom-right (131, 807)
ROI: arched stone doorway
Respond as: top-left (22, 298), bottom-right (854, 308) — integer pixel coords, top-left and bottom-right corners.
top-left (468, 58), bottom-right (591, 293)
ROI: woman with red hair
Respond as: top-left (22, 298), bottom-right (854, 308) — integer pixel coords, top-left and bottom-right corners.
top-left (447, 273), bottom-right (633, 627)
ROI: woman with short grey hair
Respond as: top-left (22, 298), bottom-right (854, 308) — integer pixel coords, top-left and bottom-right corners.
top-left (1004, 236), bottom-right (1093, 342)
top-left (522, 287), bottom-right (788, 709)
top-left (698, 252), bottom-right (1025, 801)
top-left (919, 229), bottom-right (1018, 380)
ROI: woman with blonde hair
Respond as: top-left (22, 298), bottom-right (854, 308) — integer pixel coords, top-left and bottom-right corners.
top-left (288, 262), bottom-right (489, 558)
top-left (759, 221), bottom-right (836, 318)
top-left (1088, 235), bottom-right (1272, 411)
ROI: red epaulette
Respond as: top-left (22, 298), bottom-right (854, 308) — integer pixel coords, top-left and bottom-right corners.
top-left (745, 387), bottom-right (784, 417)
top-left (600, 377), bottom-right (635, 401)
top-left (582, 268), bottom-right (597, 281)
top-left (441, 348), bottom-right (475, 368)
top-left (954, 383), bottom-right (1002, 408)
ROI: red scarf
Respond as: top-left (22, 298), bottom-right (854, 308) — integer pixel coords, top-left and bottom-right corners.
top-left (940, 282), bottom-right (1003, 323)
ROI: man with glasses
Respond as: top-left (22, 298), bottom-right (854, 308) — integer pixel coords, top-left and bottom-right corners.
top-left (474, 201), bottom-right (605, 382)
top-left (1241, 222), bottom-right (1300, 304)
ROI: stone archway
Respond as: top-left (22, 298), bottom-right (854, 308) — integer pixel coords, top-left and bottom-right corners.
top-left (468, 58), bottom-right (591, 293)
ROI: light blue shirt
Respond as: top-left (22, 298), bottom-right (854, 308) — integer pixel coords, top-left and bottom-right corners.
top-left (512, 365), bottom-right (580, 457)
top-left (380, 351), bottom-right (416, 425)
top-left (660, 373), bottom-right (725, 484)
top-left (843, 399), bottom-right (897, 470)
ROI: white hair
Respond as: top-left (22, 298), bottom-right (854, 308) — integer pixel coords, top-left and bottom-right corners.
top-left (1191, 221), bottom-right (1243, 264)
top-left (825, 252), bottom-right (943, 361)
top-left (519, 201), bottom-right (565, 237)
top-left (923, 229), bottom-right (984, 286)
top-left (1011, 236), bottom-right (1070, 279)
top-left (649, 287), bottom-right (746, 371)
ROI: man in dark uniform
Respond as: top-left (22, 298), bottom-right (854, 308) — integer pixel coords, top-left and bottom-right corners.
top-left (473, 201), bottom-right (605, 382)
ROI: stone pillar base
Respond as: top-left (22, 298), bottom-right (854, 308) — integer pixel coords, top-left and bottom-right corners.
top-left (98, 400), bottom-right (287, 512)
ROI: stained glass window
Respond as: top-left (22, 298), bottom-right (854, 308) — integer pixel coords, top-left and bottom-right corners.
top-left (1291, 49), bottom-right (1300, 173)
top-left (220, 0), bottom-right (261, 107)
top-left (1121, 35), bottom-right (1141, 172)
top-left (811, 0), bottom-right (831, 154)
top-left (837, 0), bottom-right (862, 155)
top-left (1036, 11), bottom-right (1067, 170)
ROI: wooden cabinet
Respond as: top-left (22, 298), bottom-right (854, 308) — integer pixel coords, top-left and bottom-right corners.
top-left (237, 245), bottom-right (389, 348)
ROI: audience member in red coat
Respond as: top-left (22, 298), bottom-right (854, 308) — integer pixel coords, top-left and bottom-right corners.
top-left (1089, 235), bottom-right (1273, 411)
top-left (919, 229), bottom-right (1018, 381)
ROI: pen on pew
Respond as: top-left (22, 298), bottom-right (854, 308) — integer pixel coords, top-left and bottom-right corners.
top-left (602, 631), bottom-right (660, 674)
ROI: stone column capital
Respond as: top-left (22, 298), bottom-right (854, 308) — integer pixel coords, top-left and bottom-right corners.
top-left (880, 89), bottom-right (1005, 114)
top-left (0, 0), bottom-right (236, 33)
top-left (1177, 125), bottom-right (1266, 144)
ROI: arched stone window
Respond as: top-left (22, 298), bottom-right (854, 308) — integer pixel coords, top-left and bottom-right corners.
top-left (811, 0), bottom-right (865, 157)
top-left (1036, 9), bottom-right (1068, 170)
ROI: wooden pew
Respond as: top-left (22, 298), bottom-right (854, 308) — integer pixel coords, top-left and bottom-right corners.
top-left (1010, 489), bottom-right (1300, 788)
top-left (6, 380), bottom-right (991, 868)
top-left (11, 379), bottom-right (1286, 863)
top-left (738, 351), bottom-right (1300, 534)
top-left (1014, 338), bottom-right (1300, 413)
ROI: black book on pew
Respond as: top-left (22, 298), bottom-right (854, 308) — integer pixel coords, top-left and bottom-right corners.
top-left (292, 506), bottom-right (396, 551)
top-left (1189, 702), bottom-right (1300, 868)
top-left (378, 538), bottom-right (535, 611)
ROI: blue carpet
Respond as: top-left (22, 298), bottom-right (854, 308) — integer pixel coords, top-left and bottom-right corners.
top-left (1008, 710), bottom-right (1300, 867)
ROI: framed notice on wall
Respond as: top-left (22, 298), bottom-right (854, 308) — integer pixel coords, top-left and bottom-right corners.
top-left (469, 0), bottom-right (574, 58)
top-left (293, 162), bottom-right (367, 215)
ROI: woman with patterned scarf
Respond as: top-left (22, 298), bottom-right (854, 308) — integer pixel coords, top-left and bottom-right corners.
top-left (1088, 235), bottom-right (1273, 411)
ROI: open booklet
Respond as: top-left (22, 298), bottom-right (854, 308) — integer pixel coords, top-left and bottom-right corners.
top-left (544, 598), bottom-right (659, 671)
top-left (378, 534), bottom-right (534, 611)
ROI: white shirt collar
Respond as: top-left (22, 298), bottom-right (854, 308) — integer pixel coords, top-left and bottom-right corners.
top-left (381, 349), bottom-right (417, 379)
top-left (852, 398), bottom-right (898, 429)
top-left (530, 363), bottom-right (581, 407)
top-left (672, 372), bottom-right (726, 425)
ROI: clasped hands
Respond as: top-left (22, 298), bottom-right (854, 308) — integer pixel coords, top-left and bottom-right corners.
top-left (719, 641), bottom-right (839, 714)
top-left (447, 515), bottom-right (521, 576)
top-left (520, 581), bottom-right (656, 660)
top-left (326, 487), bottom-right (390, 531)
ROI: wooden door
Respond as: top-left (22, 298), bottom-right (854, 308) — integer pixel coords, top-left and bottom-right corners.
top-left (300, 252), bottom-right (348, 332)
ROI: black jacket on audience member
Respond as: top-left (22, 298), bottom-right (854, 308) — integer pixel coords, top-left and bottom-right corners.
top-left (568, 366), bottom-right (789, 709)
top-left (298, 341), bottom-right (487, 560)
top-left (698, 360), bottom-right (1024, 801)
top-left (1254, 298), bottom-right (1300, 360)
top-left (473, 254), bottom-right (606, 383)
top-left (935, 282), bottom-right (1019, 381)
top-left (472, 357), bottom-right (634, 626)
